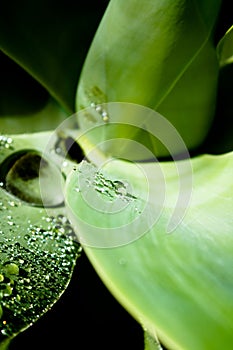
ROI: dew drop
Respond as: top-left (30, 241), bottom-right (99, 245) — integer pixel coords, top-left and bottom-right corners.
top-left (114, 180), bottom-right (128, 196)
top-left (3, 285), bottom-right (13, 297)
top-left (82, 86), bottom-right (109, 123)
top-left (7, 221), bottom-right (14, 227)
top-left (0, 135), bottom-right (14, 150)
top-left (95, 105), bottom-right (102, 113)
top-left (78, 161), bottom-right (139, 205)
top-left (119, 258), bottom-right (127, 266)
top-left (102, 111), bottom-right (109, 123)
top-left (0, 188), bottom-right (81, 339)
top-left (4, 263), bottom-right (19, 275)
top-left (0, 150), bottom-right (64, 207)
top-left (8, 201), bottom-right (18, 207)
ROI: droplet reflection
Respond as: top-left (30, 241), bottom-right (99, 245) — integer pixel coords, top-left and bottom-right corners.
top-left (0, 151), bottom-right (64, 207)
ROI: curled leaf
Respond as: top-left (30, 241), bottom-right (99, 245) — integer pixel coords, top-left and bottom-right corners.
top-left (65, 151), bottom-right (233, 349)
top-left (76, 0), bottom-right (222, 156)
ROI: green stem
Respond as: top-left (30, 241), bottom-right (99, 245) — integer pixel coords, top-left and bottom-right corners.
top-left (0, 338), bottom-right (12, 350)
top-left (144, 330), bottom-right (163, 350)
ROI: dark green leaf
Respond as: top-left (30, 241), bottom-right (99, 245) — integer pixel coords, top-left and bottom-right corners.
top-left (0, 1), bottom-right (109, 113)
top-left (217, 25), bottom-right (233, 67)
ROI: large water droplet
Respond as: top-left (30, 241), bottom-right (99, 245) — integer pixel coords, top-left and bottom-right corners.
top-left (54, 132), bottom-right (84, 163)
top-left (0, 150), bottom-right (64, 207)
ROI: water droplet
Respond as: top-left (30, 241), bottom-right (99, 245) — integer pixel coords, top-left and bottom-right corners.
top-left (8, 201), bottom-right (18, 207)
top-left (113, 181), bottom-right (127, 196)
top-left (119, 258), bottom-right (127, 266)
top-left (55, 147), bottom-right (62, 155)
top-left (0, 135), bottom-right (14, 151)
top-left (82, 86), bottom-right (109, 122)
top-left (0, 185), bottom-right (81, 339)
top-left (102, 111), bottom-right (109, 123)
top-left (95, 105), bottom-right (102, 113)
top-left (3, 285), bottom-right (13, 297)
top-left (77, 161), bottom-right (138, 205)
top-left (53, 133), bottom-right (84, 163)
top-left (3, 263), bottom-right (19, 275)
top-left (0, 150), bottom-right (64, 207)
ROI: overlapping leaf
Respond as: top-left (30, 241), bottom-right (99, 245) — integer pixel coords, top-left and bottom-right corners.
top-left (0, 1), bottom-right (109, 113)
top-left (0, 131), bottom-right (81, 347)
top-left (76, 0), bottom-right (222, 156)
top-left (65, 151), bottom-right (233, 350)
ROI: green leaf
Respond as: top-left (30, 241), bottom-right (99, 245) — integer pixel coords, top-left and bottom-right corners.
top-left (0, 51), bottom-right (70, 135)
top-left (144, 330), bottom-right (164, 350)
top-left (76, 0), bottom-right (222, 156)
top-left (65, 151), bottom-right (233, 349)
top-left (0, 52), bottom-right (49, 117)
top-left (217, 25), bottom-right (233, 67)
top-left (0, 2), bottom-right (108, 113)
top-left (0, 98), bottom-right (68, 135)
top-left (203, 25), bottom-right (233, 155)
top-left (0, 131), bottom-right (81, 345)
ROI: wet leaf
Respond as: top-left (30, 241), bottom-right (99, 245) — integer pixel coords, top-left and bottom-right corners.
top-left (65, 151), bottom-right (233, 349)
top-left (76, 0), bottom-right (222, 156)
top-left (0, 131), bottom-right (81, 345)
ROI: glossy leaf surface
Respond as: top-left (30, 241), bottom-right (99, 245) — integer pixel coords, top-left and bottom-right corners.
top-left (76, 0), bottom-right (222, 156)
top-left (217, 25), bottom-right (233, 67)
top-left (65, 151), bottom-right (233, 350)
top-left (0, 131), bottom-right (81, 345)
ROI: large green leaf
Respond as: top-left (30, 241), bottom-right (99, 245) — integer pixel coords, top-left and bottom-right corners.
top-left (0, 52), bottom-right (69, 132)
top-left (65, 150), bottom-right (233, 349)
top-left (0, 131), bottom-right (81, 347)
top-left (76, 0), bottom-right (222, 156)
top-left (0, 1), bottom-right (109, 113)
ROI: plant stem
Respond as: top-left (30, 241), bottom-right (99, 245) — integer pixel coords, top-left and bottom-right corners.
top-left (0, 338), bottom-right (12, 350)
top-left (144, 330), bottom-right (164, 350)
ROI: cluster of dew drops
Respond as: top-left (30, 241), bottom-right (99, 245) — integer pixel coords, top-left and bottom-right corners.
top-left (0, 136), bottom-right (14, 151)
top-left (0, 191), bottom-right (81, 339)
